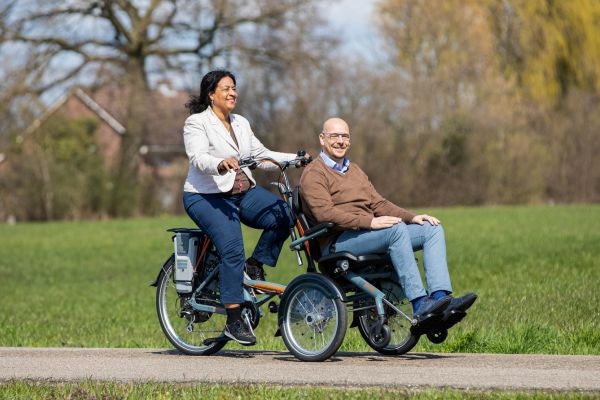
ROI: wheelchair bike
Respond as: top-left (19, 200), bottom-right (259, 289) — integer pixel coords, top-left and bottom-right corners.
top-left (152, 154), bottom-right (463, 361)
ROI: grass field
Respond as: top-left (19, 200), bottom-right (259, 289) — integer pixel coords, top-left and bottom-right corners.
top-left (0, 204), bottom-right (598, 355)
top-left (1, 204), bottom-right (599, 399)
top-left (1, 380), bottom-right (598, 400)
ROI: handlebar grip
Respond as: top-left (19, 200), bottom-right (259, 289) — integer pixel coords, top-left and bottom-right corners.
top-left (295, 156), bottom-right (312, 168)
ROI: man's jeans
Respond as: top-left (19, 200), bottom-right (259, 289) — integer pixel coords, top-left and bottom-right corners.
top-left (183, 187), bottom-right (294, 304)
top-left (324, 222), bottom-right (452, 301)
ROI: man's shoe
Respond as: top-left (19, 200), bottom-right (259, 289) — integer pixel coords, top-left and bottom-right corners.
top-left (441, 292), bottom-right (478, 330)
top-left (413, 296), bottom-right (451, 329)
top-left (446, 292), bottom-right (478, 313)
top-left (224, 319), bottom-right (256, 346)
top-left (244, 262), bottom-right (265, 281)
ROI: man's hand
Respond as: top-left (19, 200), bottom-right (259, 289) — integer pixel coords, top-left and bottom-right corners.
top-left (217, 157), bottom-right (239, 174)
top-left (370, 216), bottom-right (402, 230)
top-left (411, 214), bottom-right (441, 226)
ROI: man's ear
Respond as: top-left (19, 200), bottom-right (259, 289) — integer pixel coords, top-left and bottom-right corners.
top-left (318, 134), bottom-right (325, 147)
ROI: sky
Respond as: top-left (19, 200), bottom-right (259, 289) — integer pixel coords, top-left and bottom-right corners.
top-left (322, 0), bottom-right (385, 55)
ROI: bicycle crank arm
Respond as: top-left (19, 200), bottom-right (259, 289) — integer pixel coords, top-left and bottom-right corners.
top-left (203, 335), bottom-right (231, 346)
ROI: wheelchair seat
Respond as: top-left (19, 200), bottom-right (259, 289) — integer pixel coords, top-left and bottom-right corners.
top-left (291, 186), bottom-right (391, 276)
top-left (318, 251), bottom-right (391, 276)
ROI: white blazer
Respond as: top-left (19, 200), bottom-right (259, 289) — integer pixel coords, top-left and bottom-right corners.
top-left (183, 107), bottom-right (296, 194)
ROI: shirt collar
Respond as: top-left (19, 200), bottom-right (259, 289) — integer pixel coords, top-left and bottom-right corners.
top-left (320, 151), bottom-right (350, 173)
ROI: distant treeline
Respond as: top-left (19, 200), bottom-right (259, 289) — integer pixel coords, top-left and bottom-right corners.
top-left (1, 0), bottom-right (598, 221)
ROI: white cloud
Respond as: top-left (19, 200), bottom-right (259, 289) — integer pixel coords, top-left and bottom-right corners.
top-left (320, 0), bottom-right (383, 55)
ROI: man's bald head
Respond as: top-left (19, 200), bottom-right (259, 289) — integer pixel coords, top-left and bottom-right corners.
top-left (322, 117), bottom-right (349, 135)
top-left (319, 117), bottom-right (351, 163)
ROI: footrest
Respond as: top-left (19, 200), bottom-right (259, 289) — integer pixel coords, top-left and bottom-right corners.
top-left (442, 310), bottom-right (467, 330)
top-left (410, 313), bottom-right (444, 336)
top-left (410, 311), bottom-right (468, 336)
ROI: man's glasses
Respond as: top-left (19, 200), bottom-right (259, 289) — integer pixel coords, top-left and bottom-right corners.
top-left (323, 132), bottom-right (351, 141)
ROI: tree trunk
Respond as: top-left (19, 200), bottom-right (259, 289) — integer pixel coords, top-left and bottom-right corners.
top-left (109, 59), bottom-right (148, 217)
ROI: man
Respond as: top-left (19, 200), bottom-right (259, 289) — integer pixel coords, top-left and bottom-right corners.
top-left (299, 117), bottom-right (477, 327)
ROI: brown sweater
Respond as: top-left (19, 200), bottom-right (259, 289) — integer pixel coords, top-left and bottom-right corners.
top-left (299, 157), bottom-right (416, 245)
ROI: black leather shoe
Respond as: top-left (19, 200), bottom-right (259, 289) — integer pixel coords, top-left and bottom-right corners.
top-left (415, 296), bottom-right (450, 322)
top-left (441, 292), bottom-right (478, 330)
top-left (410, 296), bottom-right (451, 334)
top-left (447, 292), bottom-right (478, 313)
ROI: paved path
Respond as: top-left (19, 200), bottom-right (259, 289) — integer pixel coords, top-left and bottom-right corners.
top-left (1, 347), bottom-right (599, 391)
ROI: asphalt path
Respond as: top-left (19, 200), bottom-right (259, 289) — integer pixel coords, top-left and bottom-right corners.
top-left (1, 347), bottom-right (599, 392)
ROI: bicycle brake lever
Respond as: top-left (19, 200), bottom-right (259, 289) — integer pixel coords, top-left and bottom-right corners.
top-left (239, 157), bottom-right (258, 169)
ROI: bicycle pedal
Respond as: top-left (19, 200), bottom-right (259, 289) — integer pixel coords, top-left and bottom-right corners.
top-left (203, 335), bottom-right (230, 346)
top-left (268, 301), bottom-right (279, 313)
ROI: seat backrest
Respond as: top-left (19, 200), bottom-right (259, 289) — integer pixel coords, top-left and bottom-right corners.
top-left (292, 186), bottom-right (310, 231)
top-left (291, 186), bottom-right (323, 261)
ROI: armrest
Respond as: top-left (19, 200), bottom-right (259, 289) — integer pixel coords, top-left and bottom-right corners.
top-left (289, 221), bottom-right (335, 250)
top-left (304, 221), bottom-right (334, 237)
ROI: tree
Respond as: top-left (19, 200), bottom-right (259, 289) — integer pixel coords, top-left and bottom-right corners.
top-left (374, 0), bottom-right (600, 205)
top-left (1, 0), bottom-right (318, 216)
top-left (489, 0), bottom-right (600, 104)
top-left (1, 115), bottom-right (107, 220)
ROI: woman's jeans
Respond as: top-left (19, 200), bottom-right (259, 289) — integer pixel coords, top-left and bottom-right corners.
top-left (325, 222), bottom-right (452, 301)
top-left (183, 187), bottom-right (294, 304)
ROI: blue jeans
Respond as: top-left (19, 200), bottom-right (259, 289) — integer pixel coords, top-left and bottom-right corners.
top-left (183, 187), bottom-right (294, 304)
top-left (324, 222), bottom-right (452, 301)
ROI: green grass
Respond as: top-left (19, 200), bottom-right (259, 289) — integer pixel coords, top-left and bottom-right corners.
top-left (0, 381), bottom-right (598, 400)
top-left (0, 204), bottom-right (598, 354)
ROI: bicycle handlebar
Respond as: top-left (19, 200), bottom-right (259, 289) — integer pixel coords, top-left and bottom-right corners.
top-left (238, 150), bottom-right (312, 170)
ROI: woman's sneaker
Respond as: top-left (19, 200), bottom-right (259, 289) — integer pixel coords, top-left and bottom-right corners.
top-left (244, 261), bottom-right (265, 281)
top-left (224, 319), bottom-right (256, 346)
top-left (245, 259), bottom-right (266, 293)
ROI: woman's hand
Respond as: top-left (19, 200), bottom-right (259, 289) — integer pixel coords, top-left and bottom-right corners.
top-left (295, 152), bottom-right (312, 167)
top-left (217, 157), bottom-right (239, 174)
top-left (411, 214), bottom-right (441, 225)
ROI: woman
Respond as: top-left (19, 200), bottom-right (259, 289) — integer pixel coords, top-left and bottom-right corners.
top-left (182, 69), bottom-right (300, 346)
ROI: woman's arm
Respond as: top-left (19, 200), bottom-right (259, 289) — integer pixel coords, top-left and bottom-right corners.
top-left (183, 116), bottom-right (224, 175)
top-left (246, 125), bottom-right (296, 169)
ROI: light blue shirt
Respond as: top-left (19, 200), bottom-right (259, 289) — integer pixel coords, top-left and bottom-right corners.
top-left (320, 151), bottom-right (350, 174)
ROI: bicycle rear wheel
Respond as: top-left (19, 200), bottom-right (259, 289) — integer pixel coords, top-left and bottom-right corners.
top-left (156, 255), bottom-right (227, 355)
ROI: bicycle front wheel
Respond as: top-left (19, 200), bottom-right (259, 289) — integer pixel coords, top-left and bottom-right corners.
top-left (156, 256), bottom-right (227, 355)
top-left (280, 279), bottom-right (347, 362)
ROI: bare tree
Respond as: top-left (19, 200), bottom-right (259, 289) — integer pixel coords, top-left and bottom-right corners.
top-left (1, 0), bottom-right (318, 216)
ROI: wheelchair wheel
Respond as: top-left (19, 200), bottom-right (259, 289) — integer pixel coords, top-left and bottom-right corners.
top-left (427, 328), bottom-right (448, 344)
top-left (356, 280), bottom-right (418, 355)
top-left (280, 276), bottom-right (347, 362)
top-left (156, 256), bottom-right (227, 355)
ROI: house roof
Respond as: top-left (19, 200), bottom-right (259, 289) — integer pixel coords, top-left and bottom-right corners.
top-left (19, 84), bottom-right (189, 154)
top-left (87, 84), bottom-right (189, 149)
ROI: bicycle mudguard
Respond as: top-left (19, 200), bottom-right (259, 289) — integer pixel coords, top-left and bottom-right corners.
top-left (150, 254), bottom-right (175, 287)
